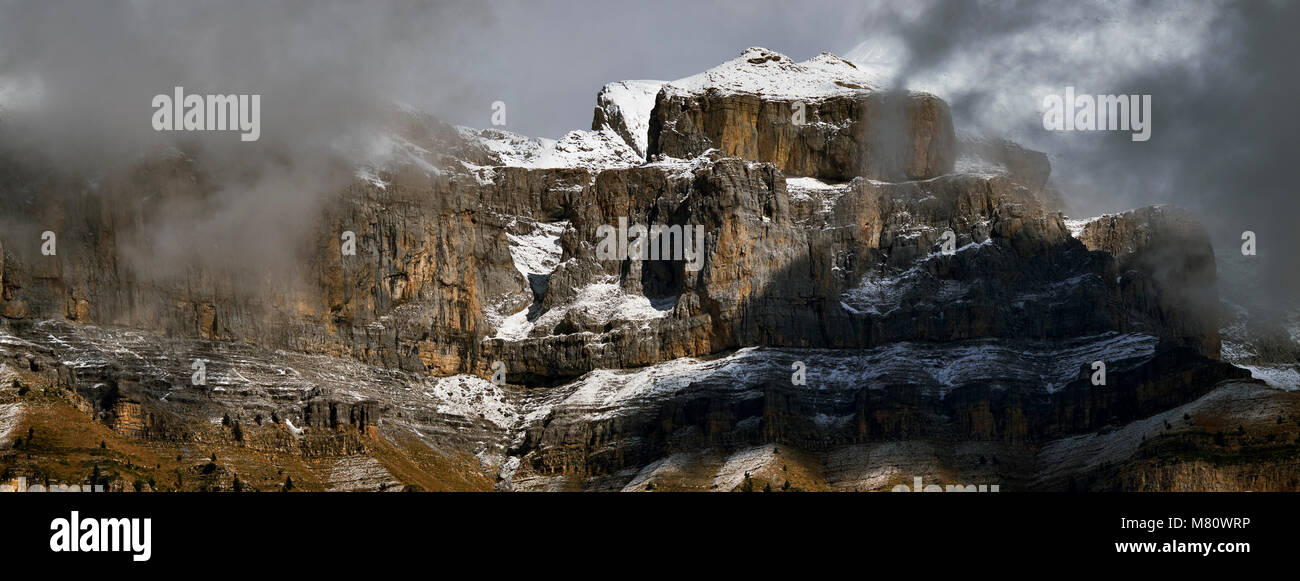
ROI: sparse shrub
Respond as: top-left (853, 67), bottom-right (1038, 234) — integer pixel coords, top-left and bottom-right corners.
top-left (739, 472), bottom-right (754, 493)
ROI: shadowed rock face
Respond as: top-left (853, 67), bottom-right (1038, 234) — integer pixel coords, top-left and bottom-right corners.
top-left (1, 48), bottom-right (1283, 493)
top-left (1078, 206), bottom-right (1221, 358)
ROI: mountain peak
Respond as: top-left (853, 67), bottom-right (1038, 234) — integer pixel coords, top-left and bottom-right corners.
top-left (662, 47), bottom-right (888, 100)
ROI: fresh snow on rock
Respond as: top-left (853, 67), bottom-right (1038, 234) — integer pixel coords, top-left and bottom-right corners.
top-left (423, 375), bottom-right (519, 428)
top-left (505, 219), bottom-right (567, 278)
top-left (594, 79), bottom-right (663, 157)
top-left (459, 127), bottom-right (641, 170)
top-left (785, 176), bottom-right (844, 191)
top-left (489, 308), bottom-right (534, 342)
top-left (489, 278), bottom-right (673, 342)
top-left (590, 48), bottom-right (890, 160)
top-left (1064, 216), bottom-right (1102, 238)
top-left (1241, 365), bottom-right (1300, 391)
top-left (522, 332), bottom-right (1160, 426)
top-left (591, 47), bottom-right (891, 160)
top-left (663, 47), bottom-right (888, 101)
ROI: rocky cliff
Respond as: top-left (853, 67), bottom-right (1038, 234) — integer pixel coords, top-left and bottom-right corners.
top-left (1, 47), bottom-right (1293, 492)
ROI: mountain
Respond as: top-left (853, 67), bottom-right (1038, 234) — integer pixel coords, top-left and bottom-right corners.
top-left (1, 48), bottom-right (1296, 492)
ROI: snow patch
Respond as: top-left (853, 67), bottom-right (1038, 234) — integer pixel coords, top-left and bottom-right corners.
top-left (488, 278), bottom-right (673, 342)
top-left (460, 127), bottom-right (641, 170)
top-left (1241, 365), bottom-right (1300, 391)
top-left (595, 80), bottom-right (663, 157)
top-left (505, 220), bottom-right (567, 277)
top-left (1064, 216), bottom-right (1102, 238)
top-left (424, 375), bottom-right (519, 428)
top-left (664, 47), bottom-right (888, 101)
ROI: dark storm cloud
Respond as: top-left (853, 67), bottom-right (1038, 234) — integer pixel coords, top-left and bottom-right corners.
top-left (848, 0), bottom-right (1299, 311)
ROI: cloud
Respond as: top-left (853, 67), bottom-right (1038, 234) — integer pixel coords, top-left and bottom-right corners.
top-left (844, 0), bottom-right (1300, 311)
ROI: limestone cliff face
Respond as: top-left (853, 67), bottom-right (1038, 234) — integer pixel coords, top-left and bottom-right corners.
top-left (0, 47), bottom-right (1272, 493)
top-left (1078, 206), bottom-right (1221, 358)
top-left (647, 90), bottom-right (955, 182)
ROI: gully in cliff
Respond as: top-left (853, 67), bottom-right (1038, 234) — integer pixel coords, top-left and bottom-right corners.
top-left (595, 217), bottom-right (707, 272)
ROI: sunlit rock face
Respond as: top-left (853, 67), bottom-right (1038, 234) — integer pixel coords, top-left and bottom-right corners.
top-left (644, 48), bottom-right (955, 182)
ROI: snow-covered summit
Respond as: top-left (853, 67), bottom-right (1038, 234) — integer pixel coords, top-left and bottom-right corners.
top-left (662, 47), bottom-right (889, 100)
top-left (590, 47), bottom-right (891, 162)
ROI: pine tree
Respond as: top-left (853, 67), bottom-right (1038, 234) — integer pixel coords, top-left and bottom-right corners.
top-left (282, 476), bottom-right (294, 492)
